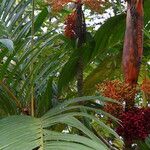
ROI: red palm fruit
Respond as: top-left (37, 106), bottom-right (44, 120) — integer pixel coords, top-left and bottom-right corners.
top-left (116, 108), bottom-right (148, 144)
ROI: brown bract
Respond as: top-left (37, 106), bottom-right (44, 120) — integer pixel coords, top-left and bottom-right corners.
top-left (122, 0), bottom-right (144, 85)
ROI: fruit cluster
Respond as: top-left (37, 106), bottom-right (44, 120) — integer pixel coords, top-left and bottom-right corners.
top-left (96, 80), bottom-right (137, 116)
top-left (45, 0), bottom-right (105, 12)
top-left (83, 0), bottom-right (105, 12)
top-left (64, 11), bottom-right (77, 38)
top-left (45, 0), bottom-right (71, 11)
top-left (117, 108), bottom-right (150, 143)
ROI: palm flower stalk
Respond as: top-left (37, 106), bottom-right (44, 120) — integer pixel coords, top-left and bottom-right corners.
top-left (75, 1), bottom-right (86, 96)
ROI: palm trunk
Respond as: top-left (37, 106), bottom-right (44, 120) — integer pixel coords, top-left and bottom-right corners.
top-left (75, 2), bottom-right (86, 97)
top-left (77, 55), bottom-right (84, 96)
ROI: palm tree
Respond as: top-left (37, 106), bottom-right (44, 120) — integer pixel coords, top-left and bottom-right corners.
top-left (0, 0), bottom-right (150, 149)
top-left (0, 0), bottom-right (122, 149)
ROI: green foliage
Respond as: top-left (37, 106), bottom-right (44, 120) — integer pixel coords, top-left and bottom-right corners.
top-left (0, 39), bottom-right (14, 51)
top-left (37, 77), bottom-right (53, 116)
top-left (0, 0), bottom-right (62, 116)
top-left (84, 53), bottom-right (122, 95)
top-left (0, 0), bottom-right (149, 149)
top-left (93, 14), bottom-right (125, 59)
top-left (0, 116), bottom-right (106, 150)
top-left (0, 21), bottom-right (8, 37)
top-left (138, 136), bottom-right (150, 150)
top-left (58, 32), bottom-right (95, 94)
top-left (0, 96), bottom-right (121, 150)
top-left (27, 7), bottom-right (48, 36)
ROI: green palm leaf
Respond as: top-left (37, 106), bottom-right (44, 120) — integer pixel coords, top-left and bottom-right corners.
top-left (0, 96), bottom-right (122, 150)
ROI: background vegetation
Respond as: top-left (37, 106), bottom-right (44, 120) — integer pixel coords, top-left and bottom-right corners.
top-left (0, 0), bottom-right (149, 149)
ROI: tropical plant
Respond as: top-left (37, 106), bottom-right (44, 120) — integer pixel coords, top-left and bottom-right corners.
top-left (0, 96), bottom-right (122, 150)
top-left (58, 0), bottom-right (150, 96)
top-left (0, 0), bottom-right (150, 149)
top-left (0, 0), bottom-right (65, 116)
top-left (0, 0), bottom-right (124, 150)
top-left (94, 0), bottom-right (150, 149)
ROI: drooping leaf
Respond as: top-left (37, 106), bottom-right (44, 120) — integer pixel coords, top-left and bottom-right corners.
top-left (84, 53), bottom-right (122, 95)
top-left (0, 39), bottom-right (14, 51)
top-left (93, 14), bottom-right (125, 59)
top-left (37, 77), bottom-right (53, 116)
top-left (26, 7), bottom-right (49, 36)
top-left (58, 49), bottom-right (79, 93)
top-left (0, 21), bottom-right (8, 37)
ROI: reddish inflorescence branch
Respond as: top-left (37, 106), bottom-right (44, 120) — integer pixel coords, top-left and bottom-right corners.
top-left (46, 0), bottom-right (108, 39)
top-left (64, 11), bottom-right (77, 38)
top-left (96, 80), bottom-right (137, 117)
top-left (45, 0), bottom-right (71, 11)
top-left (45, 0), bottom-right (107, 12)
top-left (97, 79), bottom-right (150, 144)
top-left (141, 79), bottom-right (150, 95)
top-left (83, 0), bottom-right (106, 12)
top-left (96, 80), bottom-right (137, 102)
